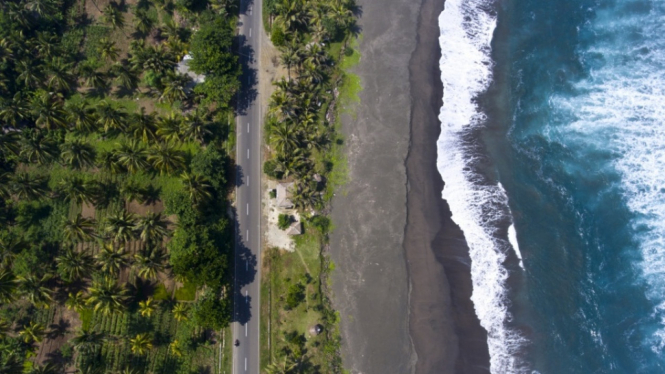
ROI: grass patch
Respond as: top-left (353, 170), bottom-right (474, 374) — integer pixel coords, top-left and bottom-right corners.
top-left (79, 308), bottom-right (93, 330)
top-left (153, 283), bottom-right (170, 300)
top-left (261, 231), bottom-right (342, 372)
top-left (174, 281), bottom-right (197, 301)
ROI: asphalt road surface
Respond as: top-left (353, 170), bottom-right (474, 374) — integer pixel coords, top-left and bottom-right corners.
top-left (232, 0), bottom-right (263, 373)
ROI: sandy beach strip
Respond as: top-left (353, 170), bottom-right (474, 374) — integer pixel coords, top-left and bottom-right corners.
top-left (328, 0), bottom-right (422, 372)
top-left (331, 0), bottom-right (492, 372)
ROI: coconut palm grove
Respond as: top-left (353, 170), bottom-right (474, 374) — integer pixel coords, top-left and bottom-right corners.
top-left (0, 0), bottom-right (357, 372)
top-left (0, 0), bottom-right (240, 372)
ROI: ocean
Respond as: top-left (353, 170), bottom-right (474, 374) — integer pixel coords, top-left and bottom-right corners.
top-left (438, 0), bottom-right (665, 372)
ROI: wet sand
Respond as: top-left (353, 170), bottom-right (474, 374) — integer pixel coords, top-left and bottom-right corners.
top-left (330, 0), bottom-right (491, 372)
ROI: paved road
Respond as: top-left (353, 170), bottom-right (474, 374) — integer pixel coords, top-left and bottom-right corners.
top-left (233, 0), bottom-right (263, 373)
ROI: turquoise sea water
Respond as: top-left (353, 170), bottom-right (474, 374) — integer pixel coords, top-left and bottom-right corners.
top-left (439, 0), bottom-right (665, 372)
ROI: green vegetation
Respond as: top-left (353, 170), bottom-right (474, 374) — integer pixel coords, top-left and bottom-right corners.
top-left (0, 0), bottom-right (239, 372)
top-left (261, 0), bottom-right (358, 372)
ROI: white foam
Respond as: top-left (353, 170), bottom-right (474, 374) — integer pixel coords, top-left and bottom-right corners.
top-left (438, 0), bottom-right (528, 372)
top-left (508, 223), bottom-right (524, 270)
top-left (547, 2), bottom-right (665, 353)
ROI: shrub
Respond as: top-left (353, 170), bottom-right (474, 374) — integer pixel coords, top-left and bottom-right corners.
top-left (191, 148), bottom-right (227, 191)
top-left (193, 289), bottom-right (232, 329)
top-left (277, 214), bottom-right (292, 230)
top-left (309, 215), bottom-right (331, 235)
top-left (269, 189), bottom-right (276, 199)
top-left (271, 26), bottom-right (286, 47)
top-left (344, 47), bottom-right (354, 57)
top-left (285, 283), bottom-right (305, 310)
top-left (263, 159), bottom-right (280, 179)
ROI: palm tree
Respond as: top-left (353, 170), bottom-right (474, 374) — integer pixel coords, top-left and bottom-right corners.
top-left (134, 213), bottom-right (169, 244)
top-left (104, 210), bottom-right (137, 243)
top-left (18, 274), bottom-right (53, 308)
top-left (63, 215), bottom-right (97, 243)
top-left (274, 0), bottom-right (307, 31)
top-left (46, 58), bottom-right (74, 92)
top-left (270, 121), bottom-right (299, 155)
top-left (168, 340), bottom-right (183, 357)
top-left (0, 269), bottom-right (17, 303)
top-left (56, 247), bottom-right (94, 282)
top-left (110, 62), bottom-right (139, 91)
top-left (102, 3), bottom-right (125, 30)
top-left (264, 356), bottom-right (297, 374)
top-left (0, 236), bottom-right (25, 269)
top-left (138, 297), bottom-right (155, 317)
top-left (19, 321), bottom-right (45, 344)
top-left (97, 150), bottom-right (126, 175)
top-left (60, 139), bottom-right (96, 170)
top-left (95, 243), bottom-right (129, 275)
top-left (134, 9), bottom-right (154, 35)
top-left (130, 333), bottom-right (153, 355)
top-left (66, 101), bottom-right (98, 134)
top-left (57, 176), bottom-right (95, 205)
top-left (129, 108), bottom-right (158, 142)
top-left (156, 113), bottom-right (183, 144)
top-left (97, 39), bottom-right (120, 62)
top-left (71, 329), bottom-right (106, 354)
top-left (10, 173), bottom-right (49, 200)
top-left (292, 179), bottom-right (321, 210)
top-left (181, 111), bottom-right (212, 144)
top-left (86, 277), bottom-right (129, 315)
top-left (280, 48), bottom-right (298, 80)
top-left (116, 140), bottom-right (148, 173)
top-left (19, 131), bottom-right (59, 165)
top-left (31, 92), bottom-right (67, 130)
top-left (0, 93), bottom-right (29, 126)
top-left (120, 182), bottom-right (143, 203)
top-left (165, 38), bottom-right (188, 61)
top-left (28, 363), bottom-right (58, 374)
top-left (0, 319), bottom-right (10, 339)
top-left (65, 291), bottom-right (87, 312)
top-left (134, 246), bottom-right (166, 280)
top-left (96, 101), bottom-right (128, 132)
top-left (147, 143), bottom-right (185, 175)
top-left (172, 303), bottom-right (189, 322)
top-left (78, 62), bottom-right (108, 90)
top-left (17, 60), bottom-right (42, 88)
top-left (160, 73), bottom-right (190, 104)
top-left (0, 132), bottom-right (20, 159)
top-left (181, 172), bottom-right (212, 205)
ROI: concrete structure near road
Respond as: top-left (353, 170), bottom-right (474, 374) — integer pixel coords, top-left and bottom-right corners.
top-left (276, 182), bottom-right (294, 208)
top-left (177, 54), bottom-right (205, 84)
top-left (286, 221), bottom-right (302, 236)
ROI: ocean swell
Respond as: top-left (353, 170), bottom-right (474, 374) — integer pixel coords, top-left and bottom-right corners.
top-left (438, 0), bottom-right (528, 372)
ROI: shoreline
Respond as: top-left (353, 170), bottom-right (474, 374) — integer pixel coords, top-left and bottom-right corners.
top-left (404, 0), bottom-right (492, 372)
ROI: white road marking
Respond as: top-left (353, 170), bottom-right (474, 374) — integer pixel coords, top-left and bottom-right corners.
top-left (247, 176), bottom-right (249, 186)
top-left (246, 203), bottom-right (249, 215)
top-left (246, 230), bottom-right (249, 238)
top-left (247, 123), bottom-right (249, 133)
top-left (249, 28), bottom-right (252, 37)
top-left (245, 324), bottom-right (248, 336)
top-left (247, 148), bottom-right (249, 159)
top-left (245, 358), bottom-right (247, 371)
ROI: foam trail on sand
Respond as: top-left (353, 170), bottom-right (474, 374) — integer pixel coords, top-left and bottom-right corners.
top-left (438, 0), bottom-right (528, 372)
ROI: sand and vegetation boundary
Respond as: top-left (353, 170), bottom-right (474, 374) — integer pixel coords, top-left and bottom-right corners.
top-left (0, 0), bottom-right (242, 373)
top-left (258, 0), bottom-right (360, 372)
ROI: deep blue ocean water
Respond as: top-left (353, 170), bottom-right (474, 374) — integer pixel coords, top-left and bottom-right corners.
top-left (438, 0), bottom-right (665, 372)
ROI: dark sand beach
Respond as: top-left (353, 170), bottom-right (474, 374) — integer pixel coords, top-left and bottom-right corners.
top-left (330, 0), bottom-right (492, 372)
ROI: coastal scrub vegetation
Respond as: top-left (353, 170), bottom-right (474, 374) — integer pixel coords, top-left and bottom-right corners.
top-left (260, 0), bottom-right (358, 372)
top-left (0, 0), bottom-right (238, 372)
